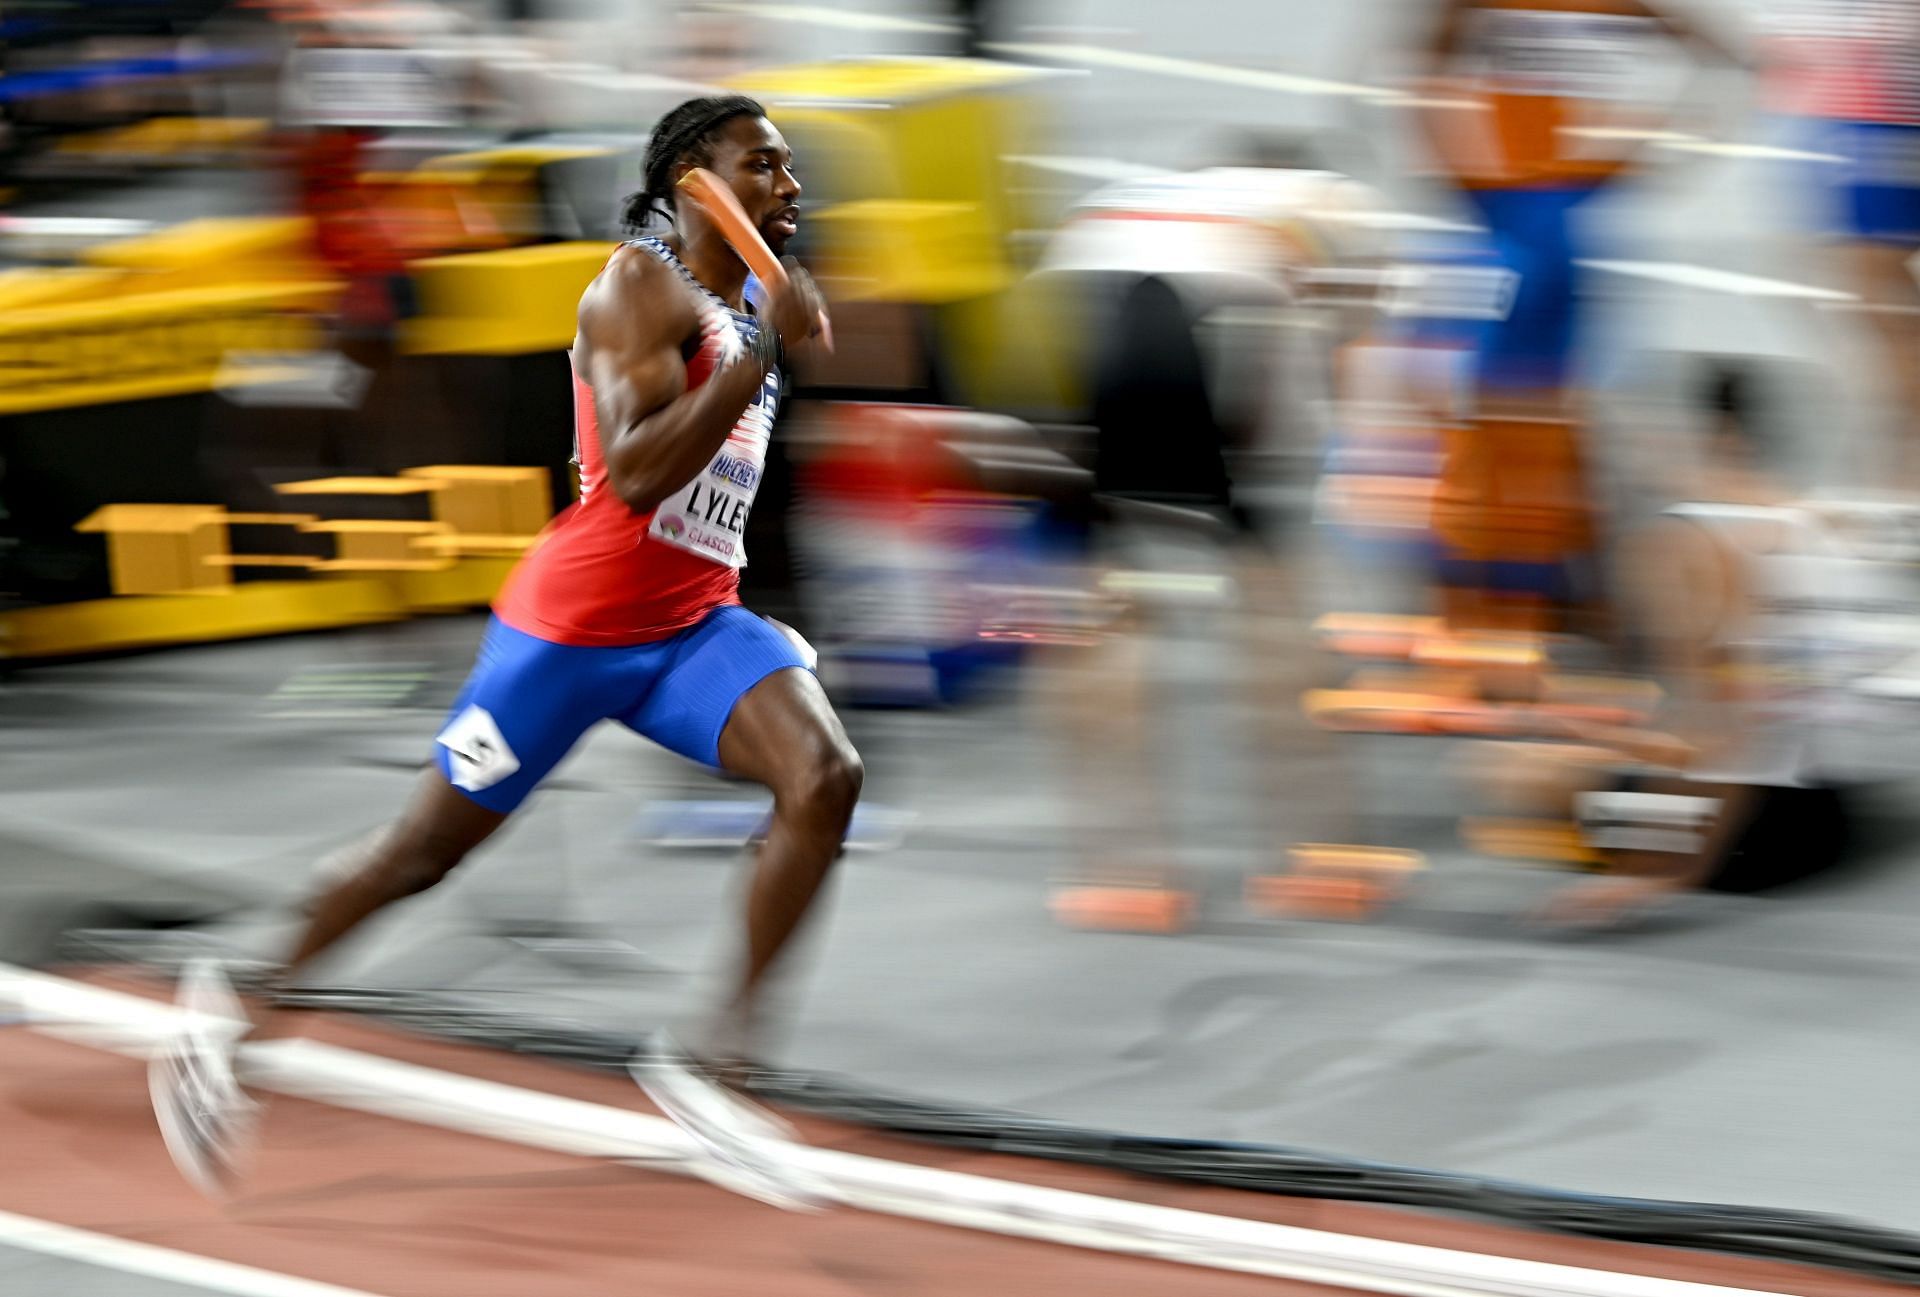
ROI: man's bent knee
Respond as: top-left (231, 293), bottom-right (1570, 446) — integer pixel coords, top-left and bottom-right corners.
top-left (785, 744), bottom-right (863, 828)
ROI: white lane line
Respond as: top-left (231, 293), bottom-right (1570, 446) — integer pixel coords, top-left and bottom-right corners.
top-left (0, 1209), bottom-right (389, 1297)
top-left (982, 42), bottom-right (1391, 100)
top-left (1578, 259), bottom-right (1858, 301)
top-left (0, 964), bottom-right (1803, 1297)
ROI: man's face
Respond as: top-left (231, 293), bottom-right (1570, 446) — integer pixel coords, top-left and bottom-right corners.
top-left (707, 114), bottom-right (802, 255)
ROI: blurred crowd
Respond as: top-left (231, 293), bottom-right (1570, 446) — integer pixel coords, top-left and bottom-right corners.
top-left (10, 0), bottom-right (1920, 932)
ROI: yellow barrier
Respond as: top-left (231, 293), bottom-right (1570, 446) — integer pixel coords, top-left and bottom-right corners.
top-left (0, 197), bottom-right (592, 414)
top-left (735, 57), bottom-right (1049, 242)
top-left (0, 279), bottom-right (335, 416)
top-left (274, 472), bottom-right (545, 568)
top-left (0, 577), bottom-right (409, 660)
top-left (0, 556), bottom-right (523, 660)
top-left (53, 116), bottom-right (269, 162)
top-left (0, 268), bottom-right (131, 312)
top-left (61, 466), bottom-right (549, 603)
top-left (405, 241), bottom-right (608, 355)
top-left (807, 200), bottom-right (1009, 305)
top-left (303, 520), bottom-right (454, 573)
top-left (73, 505), bottom-right (232, 596)
top-left (274, 476), bottom-right (440, 497)
top-left (400, 465), bottom-right (549, 542)
top-left (82, 216), bottom-right (325, 288)
top-left (15, 216), bottom-right (606, 393)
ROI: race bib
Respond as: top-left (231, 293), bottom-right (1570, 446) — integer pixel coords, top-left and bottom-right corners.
top-left (648, 363), bottom-right (778, 568)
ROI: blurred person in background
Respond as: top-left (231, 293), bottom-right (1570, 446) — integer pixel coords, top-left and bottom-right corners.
top-left (1471, 361), bottom-right (1886, 926)
top-left (151, 94), bottom-right (854, 1209)
top-left (672, 4), bottom-right (759, 84)
top-left (1411, 0), bottom-right (1741, 636)
top-left (272, 0), bottom-right (530, 470)
top-left (277, 0), bottom-right (476, 363)
top-left (1761, 0), bottom-right (1920, 487)
top-left (1032, 162), bottom-right (1391, 918)
top-left (949, 0), bottom-right (1005, 58)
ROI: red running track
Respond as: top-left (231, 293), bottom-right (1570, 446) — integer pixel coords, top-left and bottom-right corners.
top-left (0, 969), bottom-right (1906, 1297)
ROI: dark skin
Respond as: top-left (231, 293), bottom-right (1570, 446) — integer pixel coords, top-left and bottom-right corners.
top-left (269, 114), bottom-right (856, 1058)
top-left (586, 115), bottom-right (820, 514)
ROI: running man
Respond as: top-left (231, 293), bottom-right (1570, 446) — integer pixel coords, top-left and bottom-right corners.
top-left (151, 94), bottom-right (859, 1204)
top-left (1412, 0), bottom-right (1740, 632)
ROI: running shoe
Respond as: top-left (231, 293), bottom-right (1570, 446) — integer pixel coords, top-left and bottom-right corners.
top-left (148, 960), bottom-right (258, 1198)
top-left (630, 1031), bottom-right (835, 1212)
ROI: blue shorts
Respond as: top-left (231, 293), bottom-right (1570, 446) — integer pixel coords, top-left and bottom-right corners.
top-left (1433, 552), bottom-right (1591, 602)
top-left (433, 606), bottom-right (813, 813)
top-left (1459, 185), bottom-right (1601, 392)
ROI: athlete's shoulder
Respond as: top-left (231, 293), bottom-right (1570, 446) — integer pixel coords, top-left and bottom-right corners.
top-left (591, 239), bottom-right (688, 302)
top-left (579, 239), bottom-right (699, 339)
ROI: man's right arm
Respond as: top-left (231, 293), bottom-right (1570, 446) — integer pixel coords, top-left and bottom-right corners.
top-left (581, 249), bottom-right (771, 515)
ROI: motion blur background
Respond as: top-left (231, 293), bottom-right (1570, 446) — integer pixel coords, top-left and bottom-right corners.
top-left (10, 0), bottom-right (1920, 1284)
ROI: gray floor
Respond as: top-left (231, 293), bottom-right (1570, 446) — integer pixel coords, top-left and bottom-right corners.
top-left (7, 613), bottom-right (1920, 1242)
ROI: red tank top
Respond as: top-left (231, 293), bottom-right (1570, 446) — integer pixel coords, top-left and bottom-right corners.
top-left (494, 238), bottom-right (779, 646)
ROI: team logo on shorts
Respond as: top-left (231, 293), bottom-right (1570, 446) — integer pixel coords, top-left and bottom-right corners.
top-left (436, 704), bottom-right (520, 792)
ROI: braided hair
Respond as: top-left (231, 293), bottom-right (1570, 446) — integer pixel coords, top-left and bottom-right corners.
top-left (620, 95), bottom-right (767, 234)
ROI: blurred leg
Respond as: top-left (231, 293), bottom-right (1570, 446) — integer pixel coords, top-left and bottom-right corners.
top-left (710, 667), bottom-right (863, 1055)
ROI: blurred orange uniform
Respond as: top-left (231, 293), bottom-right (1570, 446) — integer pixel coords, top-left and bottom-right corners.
top-left (1414, 0), bottom-right (1707, 626)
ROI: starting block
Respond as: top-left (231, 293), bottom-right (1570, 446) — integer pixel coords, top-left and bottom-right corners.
top-left (1461, 817), bottom-right (1604, 868)
top-left (1303, 688), bottom-right (1505, 735)
top-left (1049, 878), bottom-right (1197, 935)
top-left (1301, 689), bottom-right (1650, 738)
top-left (1246, 845), bottom-right (1424, 921)
top-left (1409, 631), bottom-right (1546, 674)
top-left (1312, 613), bottom-right (1551, 677)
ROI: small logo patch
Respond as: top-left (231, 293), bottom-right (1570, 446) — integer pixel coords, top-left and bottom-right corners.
top-left (436, 704), bottom-right (521, 792)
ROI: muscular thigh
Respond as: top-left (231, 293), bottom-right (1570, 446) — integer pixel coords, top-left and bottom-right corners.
top-left (621, 605), bottom-right (816, 771)
top-left (434, 618), bottom-right (638, 813)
